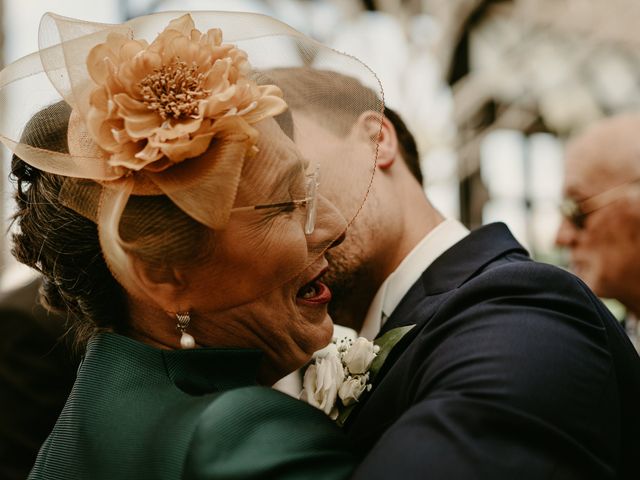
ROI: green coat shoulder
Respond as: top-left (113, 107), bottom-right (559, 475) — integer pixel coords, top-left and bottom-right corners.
top-left (184, 386), bottom-right (355, 479)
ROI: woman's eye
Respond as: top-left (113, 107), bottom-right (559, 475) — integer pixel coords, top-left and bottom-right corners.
top-left (262, 202), bottom-right (296, 219)
top-left (279, 203), bottom-right (297, 213)
top-left (275, 201), bottom-right (304, 215)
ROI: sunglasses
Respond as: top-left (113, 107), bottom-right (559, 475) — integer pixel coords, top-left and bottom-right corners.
top-left (560, 178), bottom-right (640, 229)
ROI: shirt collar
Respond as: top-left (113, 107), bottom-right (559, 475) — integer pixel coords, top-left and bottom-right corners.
top-left (359, 218), bottom-right (469, 340)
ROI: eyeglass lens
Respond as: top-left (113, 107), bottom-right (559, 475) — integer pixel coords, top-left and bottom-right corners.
top-left (560, 200), bottom-right (586, 229)
top-left (304, 165), bottom-right (320, 235)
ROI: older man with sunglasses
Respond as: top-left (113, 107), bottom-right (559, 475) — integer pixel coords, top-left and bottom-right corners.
top-left (556, 113), bottom-right (640, 348)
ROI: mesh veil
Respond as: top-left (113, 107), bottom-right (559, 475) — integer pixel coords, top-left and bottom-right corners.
top-left (0, 11), bottom-right (384, 312)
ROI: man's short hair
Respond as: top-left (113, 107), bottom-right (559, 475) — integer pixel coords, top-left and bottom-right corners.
top-left (263, 67), bottom-right (422, 185)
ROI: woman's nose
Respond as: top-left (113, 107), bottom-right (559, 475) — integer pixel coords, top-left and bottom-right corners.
top-left (307, 194), bottom-right (347, 249)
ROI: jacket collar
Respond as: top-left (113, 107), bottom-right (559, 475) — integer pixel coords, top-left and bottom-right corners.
top-left (420, 222), bottom-right (528, 296)
top-left (380, 223), bottom-right (528, 335)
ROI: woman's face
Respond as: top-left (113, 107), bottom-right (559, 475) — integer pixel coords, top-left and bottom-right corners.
top-left (186, 119), bottom-right (347, 383)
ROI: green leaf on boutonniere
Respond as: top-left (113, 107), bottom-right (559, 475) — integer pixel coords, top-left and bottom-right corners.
top-left (369, 324), bottom-right (416, 379)
top-left (335, 404), bottom-right (356, 428)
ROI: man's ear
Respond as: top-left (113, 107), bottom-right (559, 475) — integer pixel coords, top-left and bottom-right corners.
top-left (129, 256), bottom-right (189, 312)
top-left (356, 111), bottom-right (399, 170)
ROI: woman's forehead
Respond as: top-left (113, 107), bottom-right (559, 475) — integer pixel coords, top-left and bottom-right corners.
top-left (238, 119), bottom-right (308, 201)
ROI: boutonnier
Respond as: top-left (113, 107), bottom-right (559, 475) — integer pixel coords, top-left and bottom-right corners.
top-left (300, 325), bottom-right (415, 426)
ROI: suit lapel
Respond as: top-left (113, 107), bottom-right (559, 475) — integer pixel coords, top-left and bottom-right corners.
top-left (367, 223), bottom-right (529, 389)
top-left (346, 223), bottom-right (529, 430)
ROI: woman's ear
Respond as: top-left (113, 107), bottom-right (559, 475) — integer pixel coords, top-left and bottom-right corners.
top-left (355, 111), bottom-right (399, 170)
top-left (129, 256), bottom-right (189, 312)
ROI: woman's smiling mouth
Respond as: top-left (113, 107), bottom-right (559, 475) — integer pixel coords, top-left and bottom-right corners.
top-left (297, 267), bottom-right (332, 305)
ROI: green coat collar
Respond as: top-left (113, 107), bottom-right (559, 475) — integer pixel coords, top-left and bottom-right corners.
top-left (86, 333), bottom-right (263, 395)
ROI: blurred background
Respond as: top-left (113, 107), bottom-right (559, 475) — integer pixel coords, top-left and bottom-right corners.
top-left (1, 0), bottom-right (636, 316)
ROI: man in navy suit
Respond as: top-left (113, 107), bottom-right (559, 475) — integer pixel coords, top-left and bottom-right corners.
top-left (280, 69), bottom-right (640, 479)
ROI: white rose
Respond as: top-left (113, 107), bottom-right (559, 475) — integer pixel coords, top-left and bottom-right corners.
top-left (338, 374), bottom-right (369, 406)
top-left (342, 337), bottom-right (379, 375)
top-left (311, 342), bottom-right (338, 360)
top-left (300, 343), bottom-right (345, 419)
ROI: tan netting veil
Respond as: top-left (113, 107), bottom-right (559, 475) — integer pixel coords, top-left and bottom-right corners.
top-left (0, 11), bottom-right (384, 311)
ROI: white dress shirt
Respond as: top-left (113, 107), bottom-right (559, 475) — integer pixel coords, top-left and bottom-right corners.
top-left (359, 219), bottom-right (469, 340)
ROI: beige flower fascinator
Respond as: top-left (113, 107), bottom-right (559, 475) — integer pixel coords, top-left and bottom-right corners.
top-left (0, 11), bottom-right (384, 306)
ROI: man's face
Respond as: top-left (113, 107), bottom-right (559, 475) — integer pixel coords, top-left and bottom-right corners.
top-left (292, 113), bottom-right (401, 327)
top-left (556, 138), bottom-right (640, 301)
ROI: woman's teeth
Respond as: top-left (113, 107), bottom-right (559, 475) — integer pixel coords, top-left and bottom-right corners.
top-left (299, 283), bottom-right (318, 299)
top-left (296, 276), bottom-right (331, 305)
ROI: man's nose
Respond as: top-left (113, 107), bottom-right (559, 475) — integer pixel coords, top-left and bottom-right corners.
top-left (555, 217), bottom-right (577, 248)
top-left (308, 194), bottom-right (347, 249)
top-left (330, 230), bottom-right (346, 249)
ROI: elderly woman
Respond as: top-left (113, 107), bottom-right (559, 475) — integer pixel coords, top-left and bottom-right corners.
top-left (1, 11), bottom-right (383, 479)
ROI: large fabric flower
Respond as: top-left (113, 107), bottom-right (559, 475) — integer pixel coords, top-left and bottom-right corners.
top-left (85, 13), bottom-right (286, 173)
top-left (65, 14), bottom-right (289, 305)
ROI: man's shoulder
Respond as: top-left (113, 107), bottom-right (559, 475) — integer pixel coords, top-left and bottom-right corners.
top-left (463, 254), bottom-right (593, 300)
top-left (381, 249), bottom-right (610, 361)
top-left (421, 257), bottom-right (611, 347)
top-left (348, 255), bottom-right (627, 458)
top-left (348, 228), bottom-right (640, 478)
top-left (377, 254), bottom-right (621, 408)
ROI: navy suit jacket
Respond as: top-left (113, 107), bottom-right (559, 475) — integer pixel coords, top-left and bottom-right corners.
top-left (348, 223), bottom-right (640, 479)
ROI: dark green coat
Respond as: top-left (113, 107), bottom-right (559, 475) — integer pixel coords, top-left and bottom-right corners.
top-left (29, 333), bottom-right (355, 479)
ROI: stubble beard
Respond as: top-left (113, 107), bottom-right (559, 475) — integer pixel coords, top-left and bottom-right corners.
top-left (323, 239), bottom-right (376, 331)
top-left (324, 193), bottom-right (382, 331)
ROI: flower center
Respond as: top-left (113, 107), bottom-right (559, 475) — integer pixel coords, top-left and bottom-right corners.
top-left (138, 59), bottom-right (209, 120)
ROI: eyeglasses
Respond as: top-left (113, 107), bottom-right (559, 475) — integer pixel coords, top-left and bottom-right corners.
top-left (560, 178), bottom-right (640, 229)
top-left (231, 164), bottom-right (320, 235)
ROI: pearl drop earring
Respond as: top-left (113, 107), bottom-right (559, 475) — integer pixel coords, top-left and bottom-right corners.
top-left (176, 312), bottom-right (195, 349)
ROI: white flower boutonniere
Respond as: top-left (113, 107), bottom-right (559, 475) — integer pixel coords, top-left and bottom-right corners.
top-left (299, 343), bottom-right (345, 420)
top-left (300, 324), bottom-right (415, 426)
